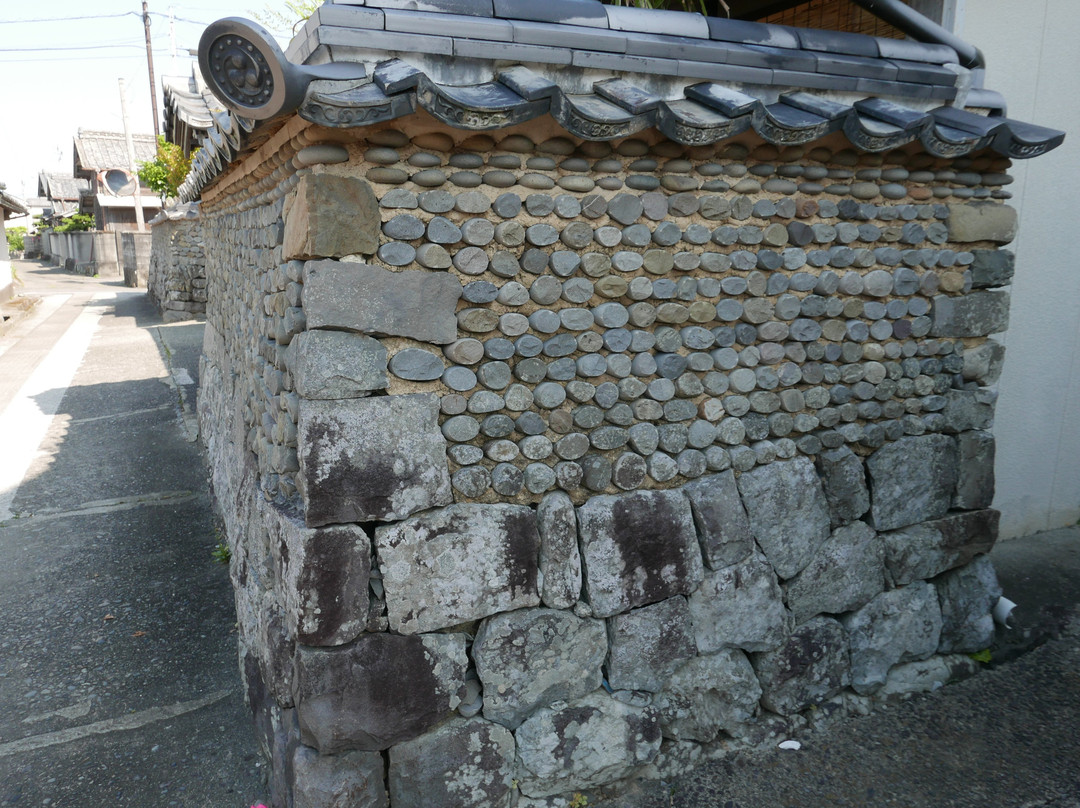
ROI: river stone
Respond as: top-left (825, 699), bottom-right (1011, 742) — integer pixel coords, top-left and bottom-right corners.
top-left (954, 430), bottom-right (995, 509)
top-left (816, 446), bottom-right (870, 526)
top-left (387, 718), bottom-right (514, 808)
top-left (297, 394), bottom-right (450, 526)
top-left (750, 616), bottom-right (850, 715)
top-left (881, 508), bottom-right (999, 585)
top-left (515, 691), bottom-right (662, 799)
top-left (293, 632), bottom-right (466, 752)
top-left (934, 555), bottom-right (1002, 654)
top-left (287, 330), bottom-right (387, 399)
top-left (783, 521), bottom-right (886, 624)
top-left (737, 456), bottom-right (831, 579)
top-left (681, 471), bottom-right (755, 570)
top-left (389, 348), bottom-right (444, 381)
top-left (866, 434), bottom-right (958, 531)
top-left (374, 504), bottom-right (541, 634)
top-left (656, 649), bottom-right (762, 742)
top-left (473, 608), bottom-right (607, 729)
top-left (283, 174), bottom-right (379, 260)
top-left (842, 582), bottom-right (943, 694)
top-left (688, 550), bottom-right (788, 654)
top-left (303, 260), bottom-right (461, 344)
top-left (606, 597), bottom-right (697, 692)
top-left (537, 492), bottom-right (582, 610)
top-left (293, 745), bottom-right (387, 808)
top-left (263, 505), bottom-right (369, 647)
top-left (577, 490), bottom-right (704, 618)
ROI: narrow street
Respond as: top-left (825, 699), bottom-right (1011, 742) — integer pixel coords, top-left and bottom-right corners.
top-left (0, 261), bottom-right (264, 807)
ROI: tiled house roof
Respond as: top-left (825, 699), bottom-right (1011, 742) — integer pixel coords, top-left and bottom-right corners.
top-left (181, 0), bottom-right (1064, 201)
top-left (37, 172), bottom-right (89, 203)
top-left (73, 130), bottom-right (158, 175)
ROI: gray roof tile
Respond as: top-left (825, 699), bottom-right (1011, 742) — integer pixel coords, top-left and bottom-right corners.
top-left (384, 8), bottom-right (513, 39)
top-left (511, 19), bottom-right (628, 51)
top-left (493, 0), bottom-right (608, 28)
top-left (604, 5), bottom-right (708, 39)
top-left (363, 0), bottom-right (493, 16)
top-left (706, 17), bottom-right (799, 49)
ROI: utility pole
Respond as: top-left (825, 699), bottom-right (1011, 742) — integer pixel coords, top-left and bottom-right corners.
top-left (143, 1), bottom-right (160, 138)
top-left (119, 79), bottom-right (147, 232)
top-left (169, 6), bottom-right (177, 75)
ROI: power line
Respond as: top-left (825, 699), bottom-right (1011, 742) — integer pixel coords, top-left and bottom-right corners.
top-left (0, 12), bottom-right (139, 24)
top-left (0, 43), bottom-right (147, 53)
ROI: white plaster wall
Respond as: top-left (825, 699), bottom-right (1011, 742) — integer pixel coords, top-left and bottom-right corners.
top-left (959, 1), bottom-right (1080, 538)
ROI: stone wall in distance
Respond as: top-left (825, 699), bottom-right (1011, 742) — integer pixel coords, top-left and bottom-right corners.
top-left (148, 203), bottom-right (206, 322)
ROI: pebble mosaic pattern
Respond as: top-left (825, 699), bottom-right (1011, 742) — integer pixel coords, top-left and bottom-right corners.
top-left (200, 128), bottom-right (1012, 508)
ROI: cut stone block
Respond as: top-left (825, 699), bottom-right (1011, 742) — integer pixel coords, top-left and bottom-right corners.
top-left (293, 632), bottom-right (466, 753)
top-left (969, 248), bottom-right (1015, 288)
top-left (816, 447), bottom-right (870, 527)
top-left (264, 503), bottom-right (370, 647)
top-left (297, 393), bottom-right (451, 526)
top-left (577, 489), bottom-right (704, 618)
top-left (736, 456), bottom-right (832, 579)
top-left (655, 649), bottom-right (762, 741)
top-left (606, 597), bottom-right (698, 692)
top-left (882, 509), bottom-right (1000, 585)
top-left (287, 329), bottom-right (387, 399)
top-left (537, 491), bottom-right (582, 610)
top-left (283, 174), bottom-right (380, 260)
top-left (930, 290), bottom-right (1010, 338)
top-left (954, 431), bottom-right (995, 510)
top-left (681, 471), bottom-right (755, 569)
top-left (388, 717), bottom-right (516, 808)
top-left (688, 550), bottom-right (789, 654)
top-left (473, 608), bottom-right (607, 729)
top-left (842, 582), bottom-right (942, 695)
top-left (941, 389), bottom-right (996, 434)
top-left (515, 690), bottom-right (662, 799)
top-left (935, 555), bottom-right (1002, 654)
top-left (866, 434), bottom-right (958, 531)
top-left (374, 503), bottom-right (541, 634)
top-left (751, 616), bottom-right (850, 715)
top-left (783, 521), bottom-right (886, 625)
top-left (946, 201), bottom-right (1018, 244)
top-left (303, 259), bottom-right (462, 345)
top-left (962, 339), bottom-right (1006, 385)
top-left (292, 744), bottom-right (387, 808)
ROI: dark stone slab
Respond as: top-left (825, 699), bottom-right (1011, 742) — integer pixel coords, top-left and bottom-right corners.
top-left (882, 509), bottom-right (1000, 586)
top-left (606, 596), bottom-right (698, 692)
top-left (816, 447), bottom-right (871, 527)
top-left (969, 248), bottom-right (1015, 288)
top-left (954, 430), bottom-right (995, 510)
top-left (751, 616), bottom-right (850, 715)
top-left (681, 471), bottom-right (755, 570)
top-left (934, 555), bottom-right (1002, 654)
top-left (866, 435), bottom-right (958, 532)
top-left (292, 744), bottom-right (388, 808)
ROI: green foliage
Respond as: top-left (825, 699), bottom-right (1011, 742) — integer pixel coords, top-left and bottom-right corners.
top-left (137, 135), bottom-right (197, 202)
top-left (252, 0), bottom-right (322, 37)
top-left (5, 226), bottom-right (26, 253)
top-left (54, 214), bottom-right (94, 233)
top-left (212, 540), bottom-right (232, 565)
top-left (969, 649), bottom-right (993, 664)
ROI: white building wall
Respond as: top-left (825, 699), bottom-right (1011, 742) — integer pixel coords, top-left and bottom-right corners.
top-left (959, 1), bottom-right (1080, 538)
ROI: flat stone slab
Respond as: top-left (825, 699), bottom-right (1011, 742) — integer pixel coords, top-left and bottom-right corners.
top-left (783, 521), bottom-right (886, 625)
top-left (294, 632), bottom-right (466, 752)
top-left (946, 201), bottom-right (1018, 244)
top-left (297, 393), bottom-right (451, 526)
top-left (751, 616), bottom-right (850, 715)
top-left (882, 509), bottom-right (1000, 585)
top-left (866, 434), bottom-right (958, 531)
top-left (577, 489), bottom-right (704, 618)
top-left (302, 259), bottom-right (462, 344)
top-left (287, 329), bottom-right (387, 399)
top-left (930, 290), bottom-right (1010, 338)
top-left (283, 174), bottom-right (379, 260)
top-left (374, 503), bottom-right (541, 634)
top-left (688, 550), bottom-right (789, 654)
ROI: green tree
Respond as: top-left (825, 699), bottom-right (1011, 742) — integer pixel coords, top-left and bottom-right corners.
top-left (137, 136), bottom-right (197, 202)
top-left (54, 214), bottom-right (95, 233)
top-left (5, 225), bottom-right (26, 253)
top-left (252, 0), bottom-right (322, 37)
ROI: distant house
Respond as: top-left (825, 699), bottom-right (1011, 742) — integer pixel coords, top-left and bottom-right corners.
top-left (1, 184), bottom-right (29, 304)
top-left (72, 130), bottom-right (162, 231)
top-left (36, 172), bottom-right (89, 224)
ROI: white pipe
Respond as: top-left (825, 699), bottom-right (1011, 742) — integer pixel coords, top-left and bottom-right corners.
top-left (993, 596), bottom-right (1017, 628)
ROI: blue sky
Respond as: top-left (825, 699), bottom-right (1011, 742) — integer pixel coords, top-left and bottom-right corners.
top-left (0, 1), bottom-right (291, 203)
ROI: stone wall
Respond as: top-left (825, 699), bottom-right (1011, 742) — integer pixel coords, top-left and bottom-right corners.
top-left (148, 204), bottom-right (206, 321)
top-left (198, 118), bottom-right (1008, 807)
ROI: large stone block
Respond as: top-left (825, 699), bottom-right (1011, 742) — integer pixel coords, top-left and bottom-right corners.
top-left (842, 582), bottom-right (942, 694)
top-left (473, 608), bottom-right (607, 729)
top-left (751, 616), bottom-right (850, 715)
top-left (264, 503), bottom-right (370, 646)
top-left (816, 447), bottom-right (870, 527)
top-left (283, 174), bottom-right (380, 260)
top-left (882, 509), bottom-right (999, 585)
top-left (655, 649), bottom-right (762, 741)
top-left (388, 718), bottom-right (516, 808)
top-left (783, 521), bottom-right (886, 625)
top-left (374, 503), bottom-right (541, 634)
top-left (962, 338), bottom-right (1005, 385)
top-left (935, 555), bottom-right (1002, 653)
top-left (941, 389), bottom-right (996, 434)
top-left (303, 259), bottom-right (462, 344)
top-left (537, 492), bottom-right (582, 610)
top-left (515, 691), bottom-right (662, 798)
top-left (946, 202), bottom-right (1018, 244)
top-left (681, 471), bottom-right (755, 569)
top-left (293, 632), bottom-right (466, 752)
top-left (606, 597), bottom-right (698, 692)
top-left (736, 456), bottom-right (832, 578)
top-left (297, 394), bottom-right (451, 526)
top-left (930, 290), bottom-right (1010, 337)
top-left (687, 550), bottom-right (789, 654)
top-left (954, 431), bottom-right (995, 510)
top-left (292, 744), bottom-right (387, 808)
top-left (866, 434), bottom-right (958, 531)
top-left (969, 248), bottom-right (1015, 288)
top-left (577, 490), bottom-right (704, 618)
top-left (286, 329), bottom-right (387, 399)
